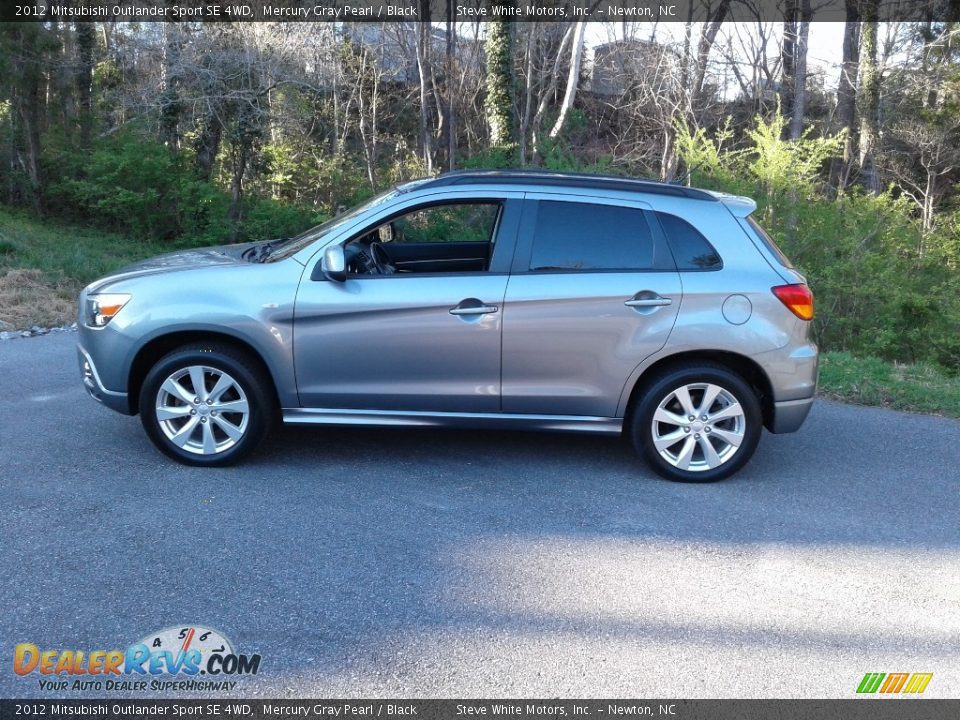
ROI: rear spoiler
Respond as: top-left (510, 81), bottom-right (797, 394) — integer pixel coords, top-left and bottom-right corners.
top-left (705, 191), bottom-right (757, 218)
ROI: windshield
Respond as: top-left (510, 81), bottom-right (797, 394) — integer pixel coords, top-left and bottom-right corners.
top-left (263, 180), bottom-right (430, 262)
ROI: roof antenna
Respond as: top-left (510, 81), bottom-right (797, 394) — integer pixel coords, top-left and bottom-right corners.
top-left (671, 162), bottom-right (702, 187)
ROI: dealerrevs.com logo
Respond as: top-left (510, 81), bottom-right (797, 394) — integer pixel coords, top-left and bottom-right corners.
top-left (13, 626), bottom-right (260, 692)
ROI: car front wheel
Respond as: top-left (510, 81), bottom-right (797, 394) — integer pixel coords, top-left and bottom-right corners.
top-left (139, 344), bottom-right (273, 466)
top-left (630, 363), bottom-right (762, 482)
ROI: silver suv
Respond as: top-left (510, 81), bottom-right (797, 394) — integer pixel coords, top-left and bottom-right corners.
top-left (77, 171), bottom-right (817, 481)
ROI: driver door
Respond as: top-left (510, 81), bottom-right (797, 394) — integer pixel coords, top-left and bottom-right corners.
top-left (293, 196), bottom-right (522, 413)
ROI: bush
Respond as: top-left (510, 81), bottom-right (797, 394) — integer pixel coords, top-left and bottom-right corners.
top-left (233, 197), bottom-right (324, 245)
top-left (41, 132), bottom-right (324, 247)
top-left (46, 133), bottom-right (226, 242)
top-left (676, 115), bottom-right (960, 372)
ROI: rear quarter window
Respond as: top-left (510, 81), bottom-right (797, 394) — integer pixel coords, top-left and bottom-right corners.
top-left (655, 212), bottom-right (722, 270)
top-left (744, 216), bottom-right (794, 269)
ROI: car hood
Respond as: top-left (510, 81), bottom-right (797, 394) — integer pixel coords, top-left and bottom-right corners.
top-left (85, 243), bottom-right (256, 292)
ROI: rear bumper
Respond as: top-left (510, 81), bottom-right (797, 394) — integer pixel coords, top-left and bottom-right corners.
top-left (769, 395), bottom-right (814, 434)
top-left (78, 345), bottom-right (131, 414)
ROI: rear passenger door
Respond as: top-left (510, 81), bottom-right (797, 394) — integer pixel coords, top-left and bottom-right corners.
top-left (501, 195), bottom-right (682, 417)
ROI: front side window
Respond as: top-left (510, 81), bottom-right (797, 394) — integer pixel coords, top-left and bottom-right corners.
top-left (529, 201), bottom-right (654, 271)
top-left (344, 201), bottom-right (502, 275)
top-left (389, 203), bottom-right (501, 244)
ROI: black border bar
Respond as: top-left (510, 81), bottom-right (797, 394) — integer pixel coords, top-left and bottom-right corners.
top-left (4, 0), bottom-right (960, 23)
top-left (1, 700), bottom-right (959, 720)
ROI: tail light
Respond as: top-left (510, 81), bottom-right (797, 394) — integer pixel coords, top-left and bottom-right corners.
top-left (772, 284), bottom-right (814, 320)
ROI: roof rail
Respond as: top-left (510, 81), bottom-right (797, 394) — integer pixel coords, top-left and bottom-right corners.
top-left (420, 169), bottom-right (718, 201)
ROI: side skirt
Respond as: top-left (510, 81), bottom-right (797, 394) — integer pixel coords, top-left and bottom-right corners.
top-left (282, 408), bottom-right (623, 435)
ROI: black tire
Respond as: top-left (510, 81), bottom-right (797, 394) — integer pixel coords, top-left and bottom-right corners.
top-left (139, 343), bottom-right (274, 467)
top-left (629, 362), bottom-right (762, 483)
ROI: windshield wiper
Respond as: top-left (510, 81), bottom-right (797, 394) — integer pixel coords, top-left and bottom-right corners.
top-left (252, 238), bottom-right (291, 263)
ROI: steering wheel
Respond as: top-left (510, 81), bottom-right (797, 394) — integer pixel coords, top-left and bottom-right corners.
top-left (368, 241), bottom-right (396, 275)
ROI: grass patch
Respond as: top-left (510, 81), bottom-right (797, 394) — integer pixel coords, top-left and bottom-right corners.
top-left (819, 352), bottom-right (960, 418)
top-left (0, 206), bottom-right (198, 329)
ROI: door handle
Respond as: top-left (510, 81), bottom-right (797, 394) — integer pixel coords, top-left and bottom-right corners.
top-left (625, 296), bottom-right (672, 308)
top-left (450, 299), bottom-right (498, 316)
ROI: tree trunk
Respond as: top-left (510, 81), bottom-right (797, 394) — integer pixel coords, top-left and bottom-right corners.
top-left (13, 25), bottom-right (45, 213)
top-left (519, 27), bottom-right (535, 163)
top-left (530, 24), bottom-right (575, 156)
top-left (160, 22), bottom-right (182, 152)
top-left (828, 2), bottom-right (861, 192)
top-left (660, 127), bottom-right (678, 182)
top-left (780, 0), bottom-right (797, 136)
top-left (484, 9), bottom-right (516, 151)
top-left (194, 110), bottom-right (223, 182)
top-left (357, 50), bottom-right (379, 189)
top-left (416, 1), bottom-right (434, 173)
top-left (446, 0), bottom-right (457, 171)
top-left (228, 144), bottom-right (248, 242)
top-left (858, 0), bottom-right (881, 193)
top-left (788, 0), bottom-right (811, 140)
top-left (75, 21), bottom-right (95, 148)
top-left (549, 22), bottom-right (586, 139)
top-left (690, 0), bottom-right (732, 111)
top-left (53, 19), bottom-right (74, 133)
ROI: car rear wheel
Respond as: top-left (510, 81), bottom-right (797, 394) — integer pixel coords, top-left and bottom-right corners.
top-left (139, 344), bottom-right (273, 466)
top-left (630, 363), bottom-right (762, 482)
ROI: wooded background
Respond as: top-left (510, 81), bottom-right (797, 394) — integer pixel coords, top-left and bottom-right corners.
top-left (1, 13), bottom-right (958, 370)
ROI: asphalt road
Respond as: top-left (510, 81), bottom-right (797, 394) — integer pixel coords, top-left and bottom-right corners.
top-left (1, 332), bottom-right (958, 699)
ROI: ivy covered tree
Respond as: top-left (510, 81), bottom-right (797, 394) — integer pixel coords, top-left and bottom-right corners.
top-left (484, 9), bottom-right (517, 154)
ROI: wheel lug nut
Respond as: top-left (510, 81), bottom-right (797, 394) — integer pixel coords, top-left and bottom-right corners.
top-left (201, 417), bottom-right (207, 423)
top-left (705, 427), bottom-right (711, 433)
top-left (694, 433), bottom-right (700, 439)
top-left (683, 426), bottom-right (690, 432)
top-left (190, 409), bottom-right (197, 415)
top-left (193, 397), bottom-right (199, 403)
top-left (701, 415), bottom-right (708, 421)
top-left (212, 411), bottom-right (218, 416)
top-left (688, 415), bottom-right (695, 421)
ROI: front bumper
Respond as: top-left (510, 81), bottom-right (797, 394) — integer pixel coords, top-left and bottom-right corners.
top-left (78, 345), bottom-right (131, 414)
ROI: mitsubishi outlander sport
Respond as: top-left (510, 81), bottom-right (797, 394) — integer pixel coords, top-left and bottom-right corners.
top-left (77, 170), bottom-right (817, 482)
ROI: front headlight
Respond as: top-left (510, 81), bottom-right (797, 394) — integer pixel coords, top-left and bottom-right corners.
top-left (85, 293), bottom-right (131, 327)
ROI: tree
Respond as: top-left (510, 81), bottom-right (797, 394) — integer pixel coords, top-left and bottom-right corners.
top-left (858, 0), bottom-right (882, 192)
top-left (415, 2), bottom-right (435, 173)
top-left (549, 22), bottom-right (586, 139)
top-left (788, 0), bottom-right (812, 140)
top-left (446, 0), bottom-right (457, 170)
top-left (0, 24), bottom-right (54, 212)
top-left (780, 0), bottom-right (797, 134)
top-left (828, 0), bottom-right (861, 192)
top-left (75, 21), bottom-right (95, 149)
top-left (159, 22), bottom-right (183, 151)
top-left (484, 9), bottom-right (516, 151)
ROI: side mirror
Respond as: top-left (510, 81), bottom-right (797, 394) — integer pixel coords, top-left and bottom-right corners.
top-left (321, 245), bottom-right (347, 283)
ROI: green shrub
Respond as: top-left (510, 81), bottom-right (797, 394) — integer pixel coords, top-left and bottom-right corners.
top-left (46, 133), bottom-right (224, 241)
top-left (676, 115), bottom-right (960, 372)
top-left (233, 197), bottom-right (324, 245)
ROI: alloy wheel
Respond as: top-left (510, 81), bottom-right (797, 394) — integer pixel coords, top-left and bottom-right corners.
top-left (650, 382), bottom-right (746, 472)
top-left (155, 365), bottom-right (250, 456)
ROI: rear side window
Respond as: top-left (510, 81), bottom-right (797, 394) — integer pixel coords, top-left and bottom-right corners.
top-left (529, 201), bottom-right (654, 271)
top-left (656, 212), bottom-right (722, 270)
top-left (745, 216), bottom-right (794, 268)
